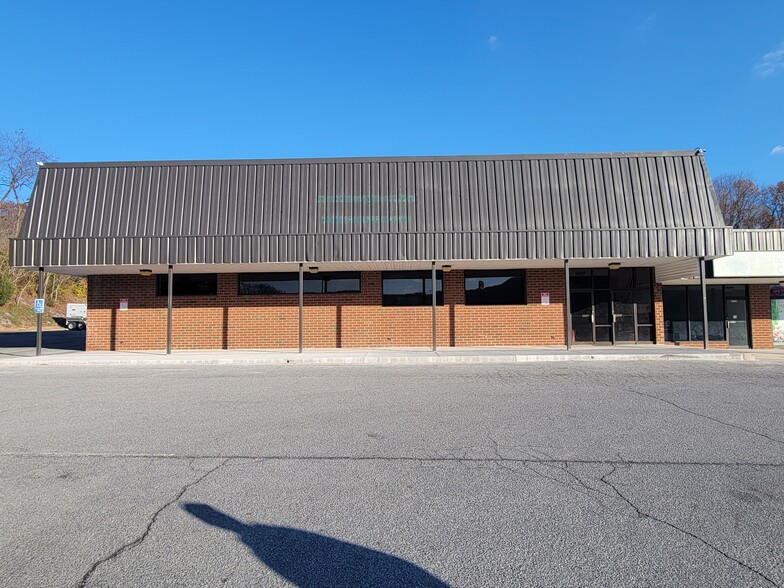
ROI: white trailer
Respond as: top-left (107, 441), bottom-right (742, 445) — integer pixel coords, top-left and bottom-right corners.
top-left (65, 303), bottom-right (87, 330)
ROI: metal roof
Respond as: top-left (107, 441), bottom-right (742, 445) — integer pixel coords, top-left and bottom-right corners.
top-left (733, 229), bottom-right (784, 252)
top-left (11, 151), bottom-right (735, 268)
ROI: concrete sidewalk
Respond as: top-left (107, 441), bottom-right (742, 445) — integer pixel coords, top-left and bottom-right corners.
top-left (3, 343), bottom-right (782, 366)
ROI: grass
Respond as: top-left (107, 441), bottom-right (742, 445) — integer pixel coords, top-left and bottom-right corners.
top-left (0, 300), bottom-right (72, 331)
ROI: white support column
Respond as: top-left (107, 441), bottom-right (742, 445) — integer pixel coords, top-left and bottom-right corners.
top-left (299, 263), bottom-right (304, 353)
top-left (432, 261), bottom-right (437, 352)
top-left (564, 259), bottom-right (572, 350)
top-left (167, 265), bottom-right (173, 354)
top-left (699, 257), bottom-right (709, 350)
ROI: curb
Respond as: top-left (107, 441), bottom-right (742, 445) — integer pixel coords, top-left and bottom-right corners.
top-left (2, 352), bottom-right (753, 367)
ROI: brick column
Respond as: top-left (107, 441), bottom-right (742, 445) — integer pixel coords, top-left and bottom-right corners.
top-left (749, 284), bottom-right (774, 349)
top-left (653, 282), bottom-right (665, 344)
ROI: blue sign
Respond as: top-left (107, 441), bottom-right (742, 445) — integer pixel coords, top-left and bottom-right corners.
top-left (34, 298), bottom-right (45, 314)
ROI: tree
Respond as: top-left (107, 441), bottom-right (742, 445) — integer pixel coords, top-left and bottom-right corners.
top-left (713, 173), bottom-right (769, 229)
top-left (1, 130), bottom-right (52, 241)
top-left (763, 181), bottom-right (784, 229)
top-left (0, 130), bottom-right (51, 205)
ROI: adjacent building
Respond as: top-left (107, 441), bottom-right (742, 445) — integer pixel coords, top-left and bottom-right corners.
top-left (10, 151), bottom-right (784, 351)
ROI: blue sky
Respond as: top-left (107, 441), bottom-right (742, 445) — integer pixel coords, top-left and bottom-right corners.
top-left (3, 1), bottom-right (783, 184)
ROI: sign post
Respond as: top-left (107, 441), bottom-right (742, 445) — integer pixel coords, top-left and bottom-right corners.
top-left (35, 267), bottom-right (45, 356)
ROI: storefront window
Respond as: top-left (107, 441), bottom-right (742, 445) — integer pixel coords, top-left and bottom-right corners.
top-left (382, 271), bottom-right (443, 306)
top-left (663, 285), bottom-right (733, 342)
top-left (238, 272), bottom-right (360, 295)
top-left (771, 285), bottom-right (784, 344)
top-left (156, 274), bottom-right (217, 296)
top-left (464, 270), bottom-right (525, 305)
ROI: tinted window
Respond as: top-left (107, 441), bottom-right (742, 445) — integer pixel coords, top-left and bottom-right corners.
top-left (238, 272), bottom-right (360, 295)
top-left (382, 271), bottom-right (443, 306)
top-left (569, 269), bottom-right (592, 290)
top-left (465, 270), bottom-right (525, 305)
top-left (156, 274), bottom-right (217, 296)
top-left (664, 285), bottom-right (730, 342)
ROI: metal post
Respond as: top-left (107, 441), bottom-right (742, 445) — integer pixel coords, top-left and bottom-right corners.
top-left (36, 267), bottom-right (44, 356)
top-left (564, 259), bottom-right (572, 350)
top-left (299, 263), bottom-right (304, 353)
top-left (166, 265), bottom-right (173, 354)
top-left (432, 261), bottom-right (437, 352)
top-left (699, 257), bottom-right (709, 350)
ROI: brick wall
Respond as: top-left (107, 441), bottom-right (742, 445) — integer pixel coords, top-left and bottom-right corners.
top-left (87, 269), bottom-right (567, 351)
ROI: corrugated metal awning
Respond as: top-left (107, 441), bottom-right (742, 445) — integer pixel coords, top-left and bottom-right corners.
top-left (11, 151), bottom-right (736, 269)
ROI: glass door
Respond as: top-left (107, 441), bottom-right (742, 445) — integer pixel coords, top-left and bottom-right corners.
top-left (571, 292), bottom-right (594, 343)
top-left (725, 286), bottom-right (749, 347)
top-left (593, 290), bottom-right (613, 343)
top-left (612, 290), bottom-right (636, 342)
top-left (569, 268), bottom-right (654, 345)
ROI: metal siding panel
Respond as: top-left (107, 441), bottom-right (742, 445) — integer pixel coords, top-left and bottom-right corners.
top-left (548, 160), bottom-right (564, 231)
top-left (601, 159), bottom-right (619, 229)
top-left (629, 158), bottom-right (652, 229)
top-left (583, 160), bottom-right (600, 231)
top-left (669, 157), bottom-right (692, 226)
top-left (696, 154), bottom-right (725, 226)
top-left (538, 160), bottom-right (554, 230)
top-left (529, 160), bottom-right (543, 230)
top-left (502, 160), bottom-right (517, 231)
top-left (77, 168), bottom-right (95, 238)
top-left (561, 159), bottom-right (577, 230)
top-left (613, 158), bottom-right (632, 229)
top-left (485, 160), bottom-right (500, 232)
top-left (620, 158), bottom-right (640, 232)
top-left (681, 157), bottom-right (704, 226)
top-left (644, 158), bottom-right (664, 229)
top-left (432, 162), bottom-right (445, 235)
top-left (572, 159), bottom-right (589, 233)
top-left (657, 157), bottom-right (678, 226)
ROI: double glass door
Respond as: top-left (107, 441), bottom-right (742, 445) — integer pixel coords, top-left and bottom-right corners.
top-left (570, 268), bottom-right (654, 345)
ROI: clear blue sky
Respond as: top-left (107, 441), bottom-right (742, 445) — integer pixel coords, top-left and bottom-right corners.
top-left (3, 1), bottom-right (783, 184)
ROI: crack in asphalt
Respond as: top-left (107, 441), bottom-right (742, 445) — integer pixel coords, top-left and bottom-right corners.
top-left (486, 436), bottom-right (613, 507)
top-left (626, 387), bottom-right (784, 446)
top-left (76, 458), bottom-right (229, 588)
top-left (2, 451), bottom-right (782, 467)
top-left (600, 464), bottom-right (781, 588)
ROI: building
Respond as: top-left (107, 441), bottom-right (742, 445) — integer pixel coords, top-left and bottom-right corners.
top-left (10, 151), bottom-right (784, 352)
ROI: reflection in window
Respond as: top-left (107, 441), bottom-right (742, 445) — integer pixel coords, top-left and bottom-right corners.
top-left (238, 272), bottom-right (360, 295)
top-left (382, 271), bottom-right (443, 306)
top-left (663, 285), bottom-right (733, 342)
top-left (464, 270), bottom-right (525, 305)
top-left (156, 274), bottom-right (218, 296)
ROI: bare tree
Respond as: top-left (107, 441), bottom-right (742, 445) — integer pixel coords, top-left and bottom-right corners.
top-left (713, 173), bottom-right (768, 229)
top-left (0, 130), bottom-right (51, 205)
top-left (763, 181), bottom-right (784, 229)
top-left (1, 129), bottom-right (52, 243)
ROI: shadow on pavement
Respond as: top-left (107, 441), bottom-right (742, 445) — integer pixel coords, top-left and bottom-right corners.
top-left (183, 503), bottom-right (450, 587)
top-left (0, 329), bottom-right (86, 355)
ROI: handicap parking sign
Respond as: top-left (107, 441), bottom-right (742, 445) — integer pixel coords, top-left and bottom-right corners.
top-left (34, 298), bottom-right (45, 314)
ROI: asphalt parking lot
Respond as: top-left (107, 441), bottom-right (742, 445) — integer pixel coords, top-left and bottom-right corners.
top-left (1, 360), bottom-right (782, 587)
